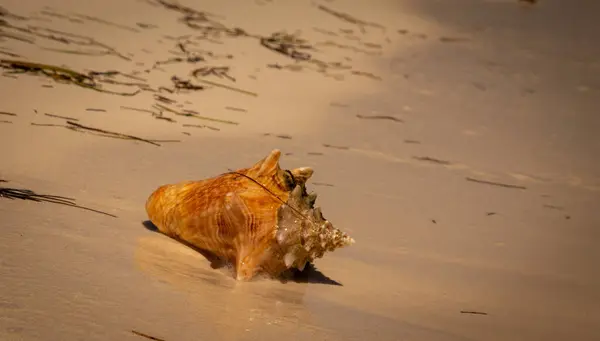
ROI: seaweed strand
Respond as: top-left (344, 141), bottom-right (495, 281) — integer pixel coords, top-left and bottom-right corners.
top-left (0, 186), bottom-right (117, 218)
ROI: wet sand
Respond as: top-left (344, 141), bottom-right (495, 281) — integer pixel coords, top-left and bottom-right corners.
top-left (1, 0), bottom-right (599, 340)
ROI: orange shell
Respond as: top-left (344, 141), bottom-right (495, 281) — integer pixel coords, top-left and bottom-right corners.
top-left (145, 149), bottom-right (354, 280)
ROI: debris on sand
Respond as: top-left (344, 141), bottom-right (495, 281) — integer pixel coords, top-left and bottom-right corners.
top-left (460, 310), bottom-right (488, 316)
top-left (0, 59), bottom-right (142, 96)
top-left (31, 120), bottom-right (174, 146)
top-left (356, 114), bottom-right (403, 123)
top-left (466, 177), bottom-right (527, 190)
top-left (0, 182), bottom-right (117, 218)
top-left (131, 330), bottom-right (167, 341)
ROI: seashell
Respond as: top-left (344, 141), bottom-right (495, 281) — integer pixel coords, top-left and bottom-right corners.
top-left (145, 149), bottom-right (355, 281)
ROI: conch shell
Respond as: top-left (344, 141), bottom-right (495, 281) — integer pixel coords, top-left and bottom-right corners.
top-left (145, 149), bottom-right (354, 280)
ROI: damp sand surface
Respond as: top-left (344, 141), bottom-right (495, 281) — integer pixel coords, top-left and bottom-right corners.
top-left (1, 0), bottom-right (599, 340)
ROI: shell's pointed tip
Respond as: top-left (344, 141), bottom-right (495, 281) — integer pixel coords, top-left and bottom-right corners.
top-left (265, 149), bottom-right (282, 163)
top-left (254, 149), bottom-right (283, 175)
top-left (291, 167), bottom-right (314, 184)
top-left (342, 235), bottom-right (356, 247)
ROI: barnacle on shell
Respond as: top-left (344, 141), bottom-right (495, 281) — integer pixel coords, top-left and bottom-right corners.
top-left (145, 149), bottom-right (354, 280)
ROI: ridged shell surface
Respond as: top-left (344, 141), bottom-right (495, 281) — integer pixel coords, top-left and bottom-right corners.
top-left (145, 149), bottom-right (354, 280)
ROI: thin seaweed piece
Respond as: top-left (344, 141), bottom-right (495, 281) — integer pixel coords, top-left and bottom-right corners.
top-left (131, 330), bottom-right (166, 341)
top-left (351, 70), bottom-right (381, 81)
top-left (70, 13), bottom-right (140, 33)
top-left (32, 122), bottom-right (164, 146)
top-left (137, 22), bottom-right (158, 29)
top-left (0, 59), bottom-right (140, 96)
top-left (120, 106), bottom-right (156, 115)
top-left (260, 31), bottom-right (312, 61)
top-left (543, 204), bottom-right (565, 211)
top-left (0, 185), bottom-right (117, 217)
top-left (152, 103), bottom-right (192, 117)
top-left (2, 21), bottom-right (130, 60)
top-left (154, 94), bottom-right (176, 104)
top-left (323, 143), bottom-right (349, 150)
top-left (149, 139), bottom-right (181, 143)
top-left (152, 56), bottom-right (204, 69)
top-left (413, 156), bottom-right (451, 165)
top-left (439, 36), bottom-right (470, 43)
top-left (316, 5), bottom-right (385, 32)
top-left (315, 40), bottom-right (382, 56)
top-left (192, 66), bottom-right (235, 82)
top-left (155, 104), bottom-right (239, 125)
top-left (356, 114), bottom-right (402, 122)
top-left (1, 59), bottom-right (95, 86)
top-left (224, 106), bottom-right (247, 113)
top-left (66, 121), bottom-right (161, 146)
top-left (466, 177), bottom-right (526, 190)
top-left (88, 70), bottom-right (151, 90)
top-left (155, 115), bottom-right (176, 123)
top-left (44, 113), bottom-right (79, 121)
top-left (182, 123), bottom-right (220, 131)
top-left (193, 78), bottom-right (257, 97)
top-left (31, 123), bottom-right (65, 127)
top-left (460, 310), bottom-right (488, 315)
top-left (171, 76), bottom-right (205, 91)
top-left (263, 133), bottom-right (292, 139)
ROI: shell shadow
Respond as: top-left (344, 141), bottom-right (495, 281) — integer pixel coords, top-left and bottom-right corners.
top-left (142, 220), bottom-right (343, 286)
top-left (286, 263), bottom-right (342, 286)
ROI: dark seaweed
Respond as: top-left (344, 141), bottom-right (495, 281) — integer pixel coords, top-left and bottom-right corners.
top-left (413, 156), bottom-right (451, 165)
top-left (356, 114), bottom-right (402, 122)
top-left (466, 177), bottom-right (527, 190)
top-left (0, 184), bottom-right (117, 218)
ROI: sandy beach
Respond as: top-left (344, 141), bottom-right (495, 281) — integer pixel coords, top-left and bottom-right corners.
top-left (1, 0), bottom-right (599, 340)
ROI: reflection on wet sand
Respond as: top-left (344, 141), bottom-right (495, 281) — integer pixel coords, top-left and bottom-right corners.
top-left (135, 234), bottom-right (331, 341)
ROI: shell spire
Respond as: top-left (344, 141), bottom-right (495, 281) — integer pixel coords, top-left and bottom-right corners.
top-left (272, 184), bottom-right (354, 272)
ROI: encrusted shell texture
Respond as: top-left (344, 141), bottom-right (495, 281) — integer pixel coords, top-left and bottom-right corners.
top-left (145, 149), bottom-right (354, 280)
